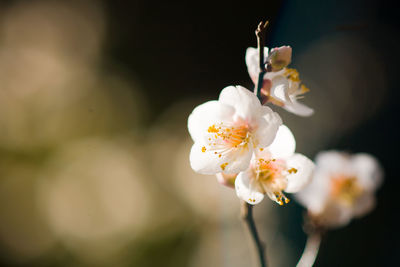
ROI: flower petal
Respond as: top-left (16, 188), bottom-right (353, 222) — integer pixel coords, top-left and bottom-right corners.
top-left (270, 75), bottom-right (290, 102)
top-left (351, 153), bottom-right (383, 192)
top-left (216, 173), bottom-right (237, 188)
top-left (188, 100), bottom-right (235, 142)
top-left (269, 46), bottom-right (292, 71)
top-left (284, 100), bottom-right (314, 117)
top-left (235, 170), bottom-right (265, 205)
top-left (219, 85), bottom-right (261, 121)
top-left (268, 125), bottom-right (296, 158)
top-left (189, 142), bottom-right (253, 175)
top-left (314, 151), bottom-right (350, 175)
top-left (285, 153), bottom-right (315, 193)
top-left (245, 47), bottom-right (269, 83)
top-left (294, 170), bottom-right (330, 215)
top-left (254, 106), bottom-right (282, 148)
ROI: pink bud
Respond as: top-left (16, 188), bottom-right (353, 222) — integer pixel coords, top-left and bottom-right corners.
top-left (269, 46), bottom-right (292, 71)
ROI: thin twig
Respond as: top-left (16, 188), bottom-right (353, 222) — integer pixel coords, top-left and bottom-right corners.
top-left (254, 20), bottom-right (269, 100)
top-left (296, 232), bottom-right (322, 267)
top-left (241, 202), bottom-right (267, 267)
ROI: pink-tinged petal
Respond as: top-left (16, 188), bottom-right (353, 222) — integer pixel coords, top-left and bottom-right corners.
top-left (352, 192), bottom-right (376, 218)
top-left (269, 46), bottom-right (292, 71)
top-left (216, 173), bottom-right (237, 188)
top-left (219, 85), bottom-right (262, 121)
top-left (189, 142), bottom-right (253, 175)
top-left (285, 153), bottom-right (315, 193)
top-left (351, 153), bottom-right (383, 192)
top-left (188, 100), bottom-right (235, 142)
top-left (254, 106), bottom-right (282, 148)
top-left (235, 170), bottom-right (265, 205)
top-left (283, 100), bottom-right (314, 117)
top-left (245, 47), bottom-right (269, 83)
top-left (268, 125), bottom-right (296, 159)
top-left (314, 199), bottom-right (353, 228)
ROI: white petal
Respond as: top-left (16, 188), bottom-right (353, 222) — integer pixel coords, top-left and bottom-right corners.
top-left (245, 47), bottom-right (269, 83)
top-left (188, 100), bottom-right (235, 142)
top-left (189, 142), bottom-right (253, 175)
top-left (253, 106), bottom-right (282, 148)
top-left (285, 153), bottom-right (315, 193)
top-left (283, 100), bottom-right (314, 117)
top-left (235, 170), bottom-right (265, 205)
top-left (268, 125), bottom-right (296, 158)
top-left (317, 200), bottom-right (353, 228)
top-left (219, 85), bottom-right (261, 121)
top-left (314, 151), bottom-right (351, 175)
top-left (269, 75), bottom-right (290, 102)
top-left (351, 153), bottom-right (383, 192)
top-left (352, 192), bottom-right (376, 218)
top-left (294, 171), bottom-right (330, 215)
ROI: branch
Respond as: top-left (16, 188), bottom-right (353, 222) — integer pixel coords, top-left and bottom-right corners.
top-left (296, 232), bottom-right (322, 267)
top-left (254, 20), bottom-right (269, 100)
top-left (241, 202), bottom-right (267, 267)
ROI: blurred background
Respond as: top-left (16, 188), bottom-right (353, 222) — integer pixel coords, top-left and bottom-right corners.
top-left (0, 0), bottom-right (398, 266)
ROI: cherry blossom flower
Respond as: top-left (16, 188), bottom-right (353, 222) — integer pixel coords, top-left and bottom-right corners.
top-left (188, 85), bottom-right (282, 175)
top-left (235, 125), bottom-right (315, 205)
top-left (245, 47), bottom-right (314, 117)
top-left (295, 151), bottom-right (383, 228)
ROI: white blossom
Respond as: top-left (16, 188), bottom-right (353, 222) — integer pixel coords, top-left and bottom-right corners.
top-left (295, 151), bottom-right (383, 228)
top-left (245, 47), bottom-right (314, 117)
top-left (235, 125), bottom-right (314, 205)
top-left (188, 85), bottom-right (282, 175)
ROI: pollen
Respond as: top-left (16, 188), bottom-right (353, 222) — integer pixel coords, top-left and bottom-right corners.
top-left (300, 84), bottom-right (310, 93)
top-left (330, 175), bottom-right (362, 205)
top-left (288, 167), bottom-right (298, 174)
top-left (208, 125), bottom-right (219, 133)
top-left (207, 123), bottom-right (250, 149)
top-left (259, 148), bottom-right (264, 151)
top-left (201, 146), bottom-right (206, 153)
top-left (285, 68), bottom-right (300, 82)
top-left (220, 162), bottom-right (229, 170)
top-left (274, 191), bottom-right (290, 206)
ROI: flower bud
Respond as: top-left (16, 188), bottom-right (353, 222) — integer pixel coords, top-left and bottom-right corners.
top-left (269, 46), bottom-right (292, 71)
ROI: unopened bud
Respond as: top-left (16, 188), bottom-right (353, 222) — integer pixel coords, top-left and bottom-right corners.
top-left (269, 46), bottom-right (292, 71)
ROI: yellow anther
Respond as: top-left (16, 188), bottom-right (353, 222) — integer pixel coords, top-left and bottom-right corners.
top-left (220, 162), bottom-right (228, 170)
top-left (201, 146), bottom-right (206, 153)
top-left (300, 84), bottom-right (310, 93)
top-left (208, 125), bottom-right (219, 133)
top-left (288, 167), bottom-right (298, 174)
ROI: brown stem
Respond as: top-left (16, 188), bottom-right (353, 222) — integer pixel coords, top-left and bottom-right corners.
top-left (241, 202), bottom-right (267, 267)
top-left (254, 20), bottom-right (269, 100)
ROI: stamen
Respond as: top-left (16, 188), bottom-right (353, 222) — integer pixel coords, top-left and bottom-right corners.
top-left (330, 175), bottom-right (362, 205)
top-left (220, 162), bottom-right (228, 171)
top-left (206, 122), bottom-right (251, 159)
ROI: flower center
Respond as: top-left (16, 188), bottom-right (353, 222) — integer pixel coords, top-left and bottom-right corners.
top-left (206, 122), bottom-right (250, 150)
top-left (330, 175), bottom-right (362, 206)
top-left (254, 158), bottom-right (291, 205)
